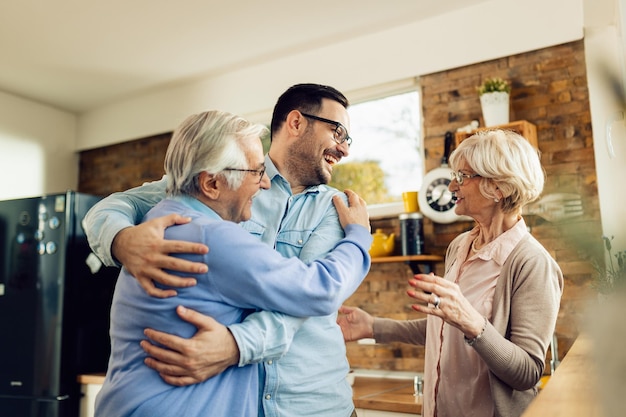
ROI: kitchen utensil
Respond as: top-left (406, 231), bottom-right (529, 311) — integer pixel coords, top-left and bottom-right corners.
top-left (522, 193), bottom-right (583, 222)
top-left (550, 333), bottom-right (561, 373)
top-left (419, 131), bottom-right (471, 223)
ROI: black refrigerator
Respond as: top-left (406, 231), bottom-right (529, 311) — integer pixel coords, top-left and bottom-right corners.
top-left (0, 191), bottom-right (118, 417)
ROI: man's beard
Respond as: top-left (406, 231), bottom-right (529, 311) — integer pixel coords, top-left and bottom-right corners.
top-left (285, 132), bottom-right (332, 187)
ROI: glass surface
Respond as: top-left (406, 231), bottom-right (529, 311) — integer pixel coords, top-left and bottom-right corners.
top-left (330, 90), bottom-right (423, 205)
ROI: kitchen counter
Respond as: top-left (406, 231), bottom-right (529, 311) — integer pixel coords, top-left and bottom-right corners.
top-left (521, 335), bottom-right (604, 417)
top-left (353, 376), bottom-right (422, 415)
top-left (78, 373), bottom-right (421, 415)
top-left (77, 373), bottom-right (105, 385)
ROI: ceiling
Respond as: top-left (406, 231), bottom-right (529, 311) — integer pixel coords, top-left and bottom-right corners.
top-left (0, 0), bottom-right (488, 113)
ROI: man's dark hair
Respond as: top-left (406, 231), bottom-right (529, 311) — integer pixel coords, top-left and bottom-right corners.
top-left (270, 83), bottom-right (349, 138)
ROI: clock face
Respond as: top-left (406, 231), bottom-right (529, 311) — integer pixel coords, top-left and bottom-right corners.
top-left (425, 177), bottom-right (455, 212)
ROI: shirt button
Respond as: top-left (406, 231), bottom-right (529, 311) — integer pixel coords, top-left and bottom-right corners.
top-left (298, 239), bottom-right (303, 244)
top-left (267, 360), bottom-right (273, 365)
top-left (265, 394), bottom-right (271, 400)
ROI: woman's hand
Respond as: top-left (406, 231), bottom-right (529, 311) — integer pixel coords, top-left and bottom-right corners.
top-left (407, 273), bottom-right (485, 339)
top-left (336, 305), bottom-right (375, 342)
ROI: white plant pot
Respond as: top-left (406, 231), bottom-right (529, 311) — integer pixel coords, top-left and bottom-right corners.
top-left (480, 91), bottom-right (510, 127)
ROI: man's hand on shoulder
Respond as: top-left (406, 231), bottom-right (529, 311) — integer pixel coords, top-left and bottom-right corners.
top-left (113, 214), bottom-right (209, 298)
top-left (333, 189), bottom-right (370, 232)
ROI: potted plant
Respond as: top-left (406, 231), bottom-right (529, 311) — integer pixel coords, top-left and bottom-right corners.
top-left (477, 77), bottom-right (511, 127)
top-left (592, 235), bottom-right (626, 294)
top-left (477, 77), bottom-right (511, 96)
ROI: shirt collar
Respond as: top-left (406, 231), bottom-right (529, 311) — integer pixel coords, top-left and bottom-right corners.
top-left (469, 217), bottom-right (529, 265)
top-left (170, 194), bottom-right (222, 220)
top-left (264, 154), bottom-right (324, 196)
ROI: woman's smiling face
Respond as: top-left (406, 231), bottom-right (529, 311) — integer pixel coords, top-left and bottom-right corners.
top-left (449, 160), bottom-right (491, 219)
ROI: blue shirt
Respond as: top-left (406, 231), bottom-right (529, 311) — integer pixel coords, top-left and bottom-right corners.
top-left (83, 155), bottom-right (371, 417)
top-left (94, 195), bottom-right (371, 417)
top-left (236, 158), bottom-right (364, 417)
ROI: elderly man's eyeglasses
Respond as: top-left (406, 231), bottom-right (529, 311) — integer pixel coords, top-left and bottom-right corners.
top-left (301, 113), bottom-right (352, 146)
top-left (450, 171), bottom-right (481, 185)
top-left (224, 166), bottom-right (266, 184)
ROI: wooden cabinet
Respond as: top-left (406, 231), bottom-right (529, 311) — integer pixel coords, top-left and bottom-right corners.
top-left (77, 374), bottom-right (104, 417)
top-left (353, 376), bottom-right (422, 416)
top-left (454, 120), bottom-right (538, 149)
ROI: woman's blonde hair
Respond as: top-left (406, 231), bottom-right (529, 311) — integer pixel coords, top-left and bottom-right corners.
top-left (449, 129), bottom-right (545, 214)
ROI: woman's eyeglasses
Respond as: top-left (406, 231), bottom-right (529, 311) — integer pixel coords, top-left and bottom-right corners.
top-left (450, 171), bottom-right (481, 185)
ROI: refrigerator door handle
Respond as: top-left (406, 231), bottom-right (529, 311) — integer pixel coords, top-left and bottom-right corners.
top-left (0, 394), bottom-right (70, 402)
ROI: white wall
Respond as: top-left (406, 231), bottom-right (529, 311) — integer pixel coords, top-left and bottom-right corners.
top-left (76, 0), bottom-right (583, 150)
top-left (584, 22), bottom-right (626, 250)
top-left (0, 91), bottom-right (76, 200)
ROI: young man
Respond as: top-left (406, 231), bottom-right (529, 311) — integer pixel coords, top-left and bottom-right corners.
top-left (84, 84), bottom-right (365, 417)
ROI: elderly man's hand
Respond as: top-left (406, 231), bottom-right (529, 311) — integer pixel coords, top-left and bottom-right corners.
top-left (141, 306), bottom-right (240, 386)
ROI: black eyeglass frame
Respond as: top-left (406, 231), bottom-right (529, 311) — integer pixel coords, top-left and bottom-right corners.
top-left (300, 113), bottom-right (352, 146)
top-left (223, 166), bottom-right (266, 184)
top-left (450, 170), bottom-right (481, 185)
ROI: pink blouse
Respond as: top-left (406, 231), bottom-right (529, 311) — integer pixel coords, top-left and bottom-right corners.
top-left (422, 219), bottom-right (528, 417)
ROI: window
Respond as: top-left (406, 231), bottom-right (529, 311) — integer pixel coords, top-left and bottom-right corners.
top-left (329, 89), bottom-right (423, 215)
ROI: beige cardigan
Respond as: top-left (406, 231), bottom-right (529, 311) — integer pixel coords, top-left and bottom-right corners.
top-left (373, 232), bottom-right (563, 417)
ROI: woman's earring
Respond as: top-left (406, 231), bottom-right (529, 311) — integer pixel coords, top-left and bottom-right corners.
top-left (494, 198), bottom-right (500, 202)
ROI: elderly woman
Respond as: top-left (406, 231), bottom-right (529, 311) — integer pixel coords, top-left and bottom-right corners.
top-left (338, 129), bottom-right (563, 417)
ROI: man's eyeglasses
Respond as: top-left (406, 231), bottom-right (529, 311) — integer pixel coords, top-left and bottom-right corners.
top-left (450, 170), bottom-right (481, 185)
top-left (224, 166), bottom-right (266, 184)
top-left (301, 113), bottom-right (352, 146)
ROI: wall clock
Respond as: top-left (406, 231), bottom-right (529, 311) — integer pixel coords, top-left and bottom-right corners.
top-left (418, 131), bottom-right (472, 224)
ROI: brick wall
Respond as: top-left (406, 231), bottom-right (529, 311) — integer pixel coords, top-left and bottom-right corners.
top-left (78, 39), bottom-right (600, 374)
top-left (344, 39), bottom-right (600, 373)
top-left (79, 132), bottom-right (171, 196)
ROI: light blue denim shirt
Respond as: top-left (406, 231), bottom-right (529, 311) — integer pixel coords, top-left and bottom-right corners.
top-left (235, 157), bottom-right (366, 417)
top-left (82, 155), bottom-right (371, 417)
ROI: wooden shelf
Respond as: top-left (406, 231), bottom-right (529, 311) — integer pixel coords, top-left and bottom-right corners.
top-left (371, 255), bottom-right (443, 263)
top-left (454, 120), bottom-right (538, 149)
top-left (371, 254), bottom-right (443, 274)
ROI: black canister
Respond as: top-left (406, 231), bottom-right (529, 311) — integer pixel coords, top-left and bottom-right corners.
top-left (400, 212), bottom-right (425, 255)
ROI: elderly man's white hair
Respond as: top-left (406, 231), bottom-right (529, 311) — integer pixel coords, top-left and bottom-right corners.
top-left (165, 110), bottom-right (268, 196)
